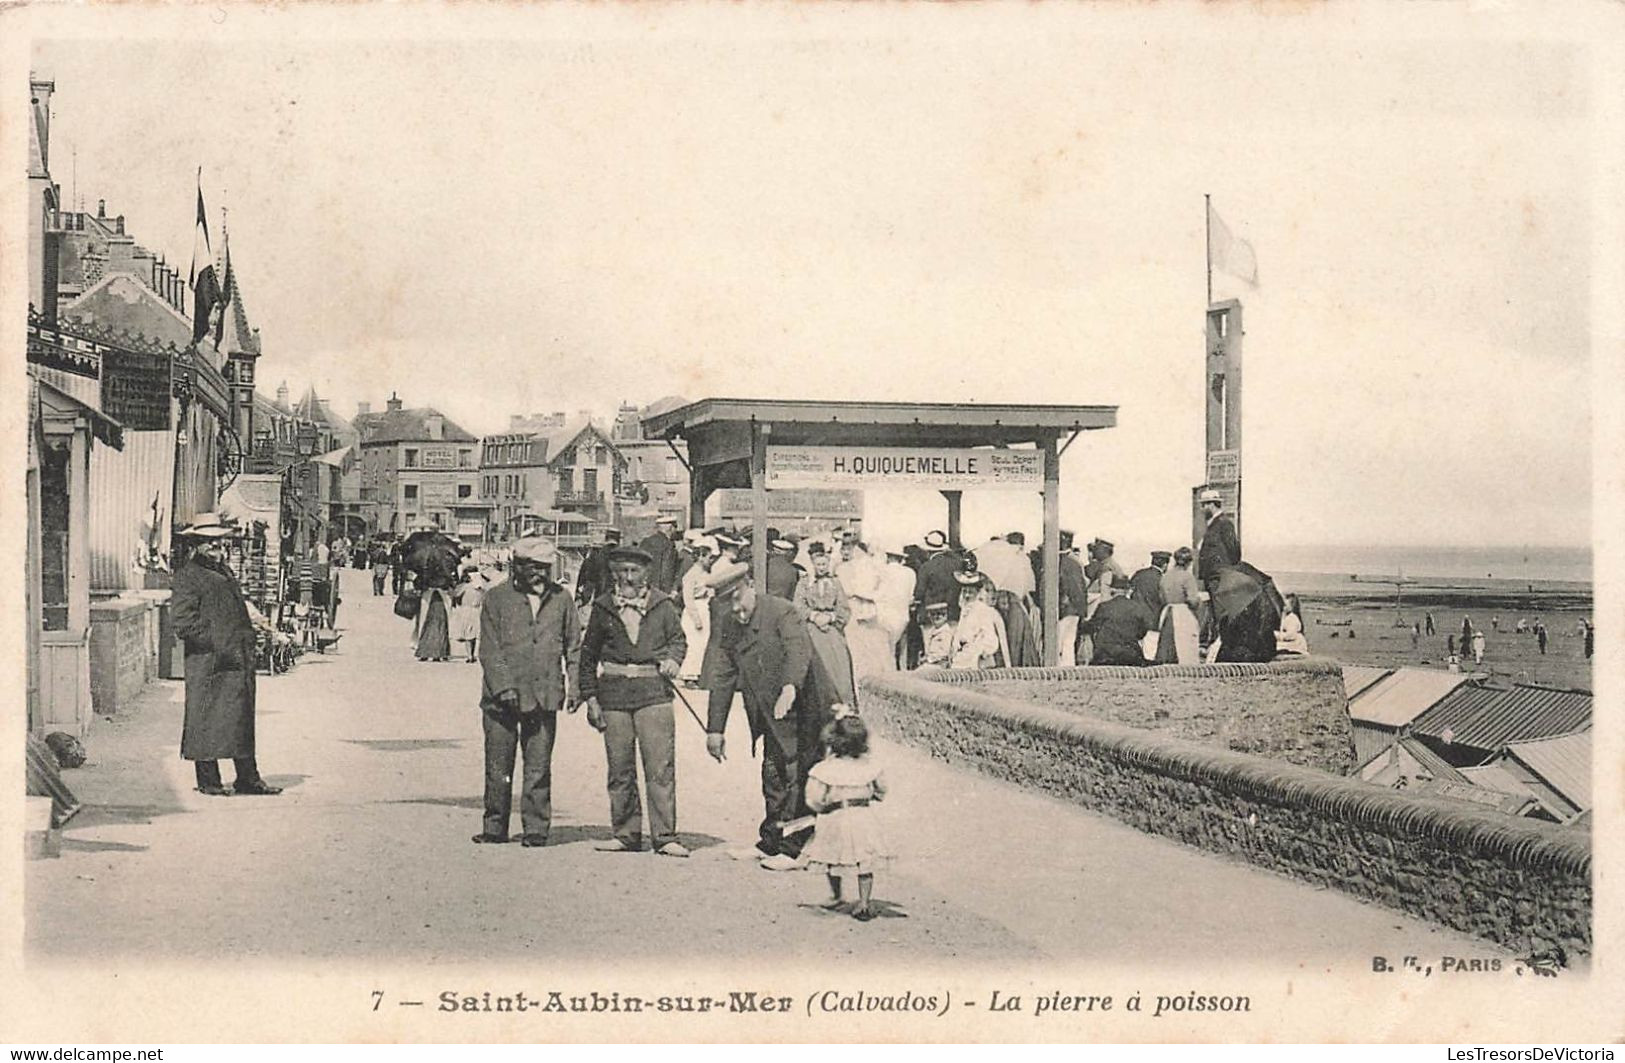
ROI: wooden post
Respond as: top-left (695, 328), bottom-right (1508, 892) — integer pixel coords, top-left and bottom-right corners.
top-left (1041, 435), bottom-right (1060, 666)
top-left (688, 464), bottom-right (707, 530)
top-left (941, 490), bottom-right (963, 549)
top-left (751, 422), bottom-right (769, 586)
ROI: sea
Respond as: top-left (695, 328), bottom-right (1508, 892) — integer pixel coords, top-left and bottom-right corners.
top-left (1251, 543), bottom-right (1592, 596)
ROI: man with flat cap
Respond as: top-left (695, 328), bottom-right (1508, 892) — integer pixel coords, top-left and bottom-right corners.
top-left (703, 561), bottom-right (840, 871)
top-left (578, 544), bottom-right (689, 857)
top-left (765, 536), bottom-right (803, 600)
top-left (171, 513), bottom-right (282, 797)
top-left (475, 535), bottom-right (580, 846)
top-left (639, 515), bottom-right (682, 595)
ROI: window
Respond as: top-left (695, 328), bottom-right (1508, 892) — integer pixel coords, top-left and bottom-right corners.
top-left (582, 468), bottom-right (598, 496)
top-left (557, 471), bottom-right (573, 495)
top-left (39, 440), bottom-right (70, 631)
top-left (457, 483), bottom-right (472, 500)
top-left (665, 457), bottom-right (680, 483)
top-left (459, 449), bottom-right (472, 468)
top-left (403, 448), bottom-right (419, 468)
top-left (404, 484), bottom-right (418, 502)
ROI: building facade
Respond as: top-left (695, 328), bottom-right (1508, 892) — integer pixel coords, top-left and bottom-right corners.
top-left (355, 395), bottom-right (483, 537)
top-left (611, 397), bottom-right (690, 532)
top-left (479, 417), bottom-right (625, 540)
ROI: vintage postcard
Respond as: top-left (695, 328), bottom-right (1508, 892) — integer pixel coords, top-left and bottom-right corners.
top-left (2, 1), bottom-right (1621, 1045)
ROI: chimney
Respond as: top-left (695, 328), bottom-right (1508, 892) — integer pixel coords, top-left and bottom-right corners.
top-left (276, 382), bottom-right (289, 407)
top-left (30, 79), bottom-right (53, 170)
top-left (386, 392), bottom-right (403, 412)
top-left (97, 199), bottom-right (106, 219)
top-left (356, 401), bottom-right (372, 417)
top-left (116, 215), bottom-right (125, 235)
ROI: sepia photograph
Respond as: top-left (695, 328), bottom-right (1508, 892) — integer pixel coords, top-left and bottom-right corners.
top-left (3, 1), bottom-right (1621, 1045)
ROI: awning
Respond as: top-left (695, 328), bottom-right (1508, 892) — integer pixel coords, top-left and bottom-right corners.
top-left (310, 445), bottom-right (352, 469)
top-left (37, 378), bottom-right (125, 450)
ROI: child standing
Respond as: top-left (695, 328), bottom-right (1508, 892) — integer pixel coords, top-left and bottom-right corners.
top-left (802, 713), bottom-right (891, 922)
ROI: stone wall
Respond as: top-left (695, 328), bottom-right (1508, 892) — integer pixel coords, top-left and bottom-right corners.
top-left (955, 658), bottom-right (1355, 775)
top-left (861, 669), bottom-right (1591, 956)
top-left (88, 596), bottom-right (155, 716)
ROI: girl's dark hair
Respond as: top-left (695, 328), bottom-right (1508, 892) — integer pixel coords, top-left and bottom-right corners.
top-left (823, 715), bottom-right (870, 759)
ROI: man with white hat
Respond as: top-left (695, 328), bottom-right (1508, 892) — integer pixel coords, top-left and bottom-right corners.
top-left (1196, 487), bottom-right (1241, 595)
top-left (473, 535), bottom-right (580, 846)
top-left (170, 514), bottom-right (282, 797)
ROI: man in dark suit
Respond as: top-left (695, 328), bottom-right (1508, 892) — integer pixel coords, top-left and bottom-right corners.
top-left (765, 536), bottom-right (802, 600)
top-left (703, 561), bottom-right (840, 871)
top-left (575, 527), bottom-right (620, 606)
top-left (1128, 551), bottom-right (1171, 623)
top-left (475, 536), bottom-right (580, 847)
top-left (1080, 595), bottom-right (1156, 667)
top-left (638, 515), bottom-right (682, 594)
top-left (171, 514), bottom-right (281, 797)
top-left (1197, 488), bottom-right (1242, 595)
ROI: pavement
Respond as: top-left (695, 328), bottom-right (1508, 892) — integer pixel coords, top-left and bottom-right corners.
top-left (26, 570), bottom-right (1509, 966)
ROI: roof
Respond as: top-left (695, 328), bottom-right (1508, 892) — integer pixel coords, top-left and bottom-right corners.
top-left (294, 386), bottom-right (355, 436)
top-left (643, 397), bottom-right (1118, 449)
top-left (1397, 736), bottom-right (1469, 784)
top-left (64, 272), bottom-right (196, 351)
top-left (537, 419), bottom-right (620, 467)
top-left (524, 508), bottom-right (593, 524)
top-left (354, 406), bottom-right (477, 445)
top-left (1341, 665), bottom-right (1392, 701)
top-left (1459, 762), bottom-right (1539, 800)
top-left (643, 395), bottom-right (689, 418)
top-left (1411, 682), bottom-right (1592, 752)
top-left (1502, 731), bottom-right (1591, 811)
top-left (1346, 668), bottom-right (1469, 728)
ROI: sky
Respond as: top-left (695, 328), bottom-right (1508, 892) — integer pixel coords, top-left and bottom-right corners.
top-left (25, 6), bottom-right (1601, 561)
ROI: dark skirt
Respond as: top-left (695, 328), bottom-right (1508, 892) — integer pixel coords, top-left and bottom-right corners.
top-left (417, 593), bottom-right (451, 660)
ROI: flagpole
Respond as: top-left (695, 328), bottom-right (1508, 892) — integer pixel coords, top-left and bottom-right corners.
top-left (1204, 193), bottom-right (1212, 309)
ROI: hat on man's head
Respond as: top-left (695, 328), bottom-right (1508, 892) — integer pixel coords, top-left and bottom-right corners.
top-left (922, 530), bottom-right (949, 551)
top-left (1091, 538), bottom-right (1114, 554)
top-left (511, 536), bottom-right (559, 566)
top-left (655, 515), bottom-right (678, 526)
top-left (706, 559), bottom-right (752, 597)
top-left (771, 538), bottom-right (797, 554)
top-left (178, 513), bottom-right (236, 539)
top-left (683, 529), bottom-right (706, 546)
top-left (1199, 488), bottom-right (1224, 506)
top-left (712, 531), bottom-right (745, 550)
top-left (607, 545), bottom-right (655, 567)
top-left (1151, 550), bottom-right (1172, 564)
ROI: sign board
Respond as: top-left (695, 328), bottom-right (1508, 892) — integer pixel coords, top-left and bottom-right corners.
top-left (766, 446), bottom-right (1042, 491)
top-left (420, 446), bottom-right (459, 470)
top-left (1206, 448), bottom-right (1240, 485)
top-left (420, 481), bottom-right (458, 507)
top-left (715, 488), bottom-right (864, 520)
top-left (456, 520), bottom-right (486, 539)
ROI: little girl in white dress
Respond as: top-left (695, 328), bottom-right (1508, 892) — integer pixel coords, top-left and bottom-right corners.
top-left (802, 711), bottom-right (891, 921)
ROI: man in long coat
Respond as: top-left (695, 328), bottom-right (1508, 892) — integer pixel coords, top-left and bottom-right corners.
top-left (638, 515), bottom-right (682, 594)
top-left (170, 514), bottom-right (281, 797)
top-left (1196, 488), bottom-right (1242, 595)
top-left (703, 562), bottom-right (840, 871)
top-left (575, 527), bottom-right (620, 606)
top-left (475, 536), bottom-right (580, 846)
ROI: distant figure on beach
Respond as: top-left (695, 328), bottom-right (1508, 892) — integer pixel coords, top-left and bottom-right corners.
top-left (1536, 620), bottom-right (1549, 655)
top-left (1411, 622), bottom-right (1421, 649)
top-left (1516, 618), bottom-right (1529, 634)
top-left (1424, 612), bottom-right (1435, 636)
top-left (1583, 619), bottom-right (1594, 660)
top-left (1447, 634), bottom-right (1456, 656)
top-left (1471, 630), bottom-right (1485, 665)
top-left (1491, 616), bottom-right (1500, 632)
top-left (1461, 617), bottom-right (1474, 649)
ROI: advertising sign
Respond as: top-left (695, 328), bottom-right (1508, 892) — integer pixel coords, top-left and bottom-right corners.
top-left (420, 446), bottom-right (459, 470)
top-left (765, 446), bottom-right (1042, 491)
top-left (1206, 448), bottom-right (1241, 485)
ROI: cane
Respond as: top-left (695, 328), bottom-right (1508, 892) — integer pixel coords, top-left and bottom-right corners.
top-left (663, 676), bottom-right (709, 732)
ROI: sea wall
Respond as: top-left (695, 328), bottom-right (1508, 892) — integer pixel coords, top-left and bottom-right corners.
top-left (861, 667), bottom-right (1591, 956)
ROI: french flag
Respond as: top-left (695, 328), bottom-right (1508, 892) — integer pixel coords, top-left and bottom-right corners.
top-left (188, 179), bottom-right (222, 344)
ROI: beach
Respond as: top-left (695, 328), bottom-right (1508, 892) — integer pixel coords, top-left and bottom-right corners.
top-left (1279, 571), bottom-right (1594, 693)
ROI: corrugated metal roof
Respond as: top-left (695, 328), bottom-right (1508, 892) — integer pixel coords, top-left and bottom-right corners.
top-left (1503, 731), bottom-right (1591, 810)
top-left (1352, 722), bottom-right (1397, 770)
top-left (1398, 737), bottom-right (1470, 784)
top-left (1346, 668), bottom-right (1468, 727)
top-left (89, 429), bottom-right (174, 592)
top-left (1412, 683), bottom-right (1592, 752)
top-left (1341, 665), bottom-right (1391, 701)
top-left (1460, 762), bottom-right (1538, 800)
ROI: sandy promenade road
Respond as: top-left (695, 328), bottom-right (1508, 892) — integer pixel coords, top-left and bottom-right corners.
top-left (27, 573), bottom-right (1506, 967)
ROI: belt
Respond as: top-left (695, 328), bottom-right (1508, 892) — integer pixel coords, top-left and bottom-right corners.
top-left (600, 662), bottom-right (661, 679)
top-left (831, 798), bottom-right (871, 810)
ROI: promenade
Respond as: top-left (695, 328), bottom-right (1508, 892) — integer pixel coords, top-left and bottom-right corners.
top-left (27, 572), bottom-right (1507, 966)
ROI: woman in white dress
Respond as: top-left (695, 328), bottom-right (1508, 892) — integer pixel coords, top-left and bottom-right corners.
top-left (837, 542), bottom-right (895, 680)
top-left (950, 567), bottom-right (1011, 671)
top-left (679, 537), bottom-right (718, 684)
top-left (450, 566), bottom-right (487, 663)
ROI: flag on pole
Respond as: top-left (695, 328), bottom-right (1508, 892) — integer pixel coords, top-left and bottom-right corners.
top-left (212, 228), bottom-right (234, 350)
top-left (1208, 202), bottom-right (1259, 288)
top-left (188, 178), bottom-right (222, 344)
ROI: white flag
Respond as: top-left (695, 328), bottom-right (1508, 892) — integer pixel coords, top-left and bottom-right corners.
top-left (1209, 203), bottom-right (1258, 288)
